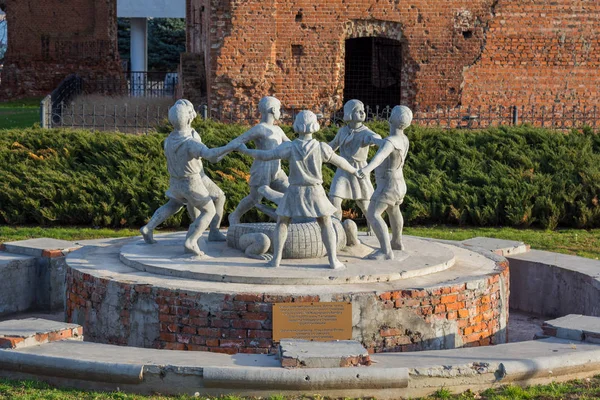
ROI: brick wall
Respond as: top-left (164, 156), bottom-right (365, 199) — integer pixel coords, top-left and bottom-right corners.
top-left (66, 261), bottom-right (508, 354)
top-left (0, 0), bottom-right (122, 99)
top-left (198, 0), bottom-right (600, 113)
top-left (461, 0), bottom-right (600, 108)
top-left (204, 0), bottom-right (496, 112)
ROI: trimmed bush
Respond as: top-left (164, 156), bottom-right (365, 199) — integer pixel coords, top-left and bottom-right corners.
top-left (1, 121), bottom-right (599, 229)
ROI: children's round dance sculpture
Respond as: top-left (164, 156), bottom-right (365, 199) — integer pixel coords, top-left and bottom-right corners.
top-left (141, 97), bottom-right (412, 270)
top-left (70, 98), bottom-right (509, 352)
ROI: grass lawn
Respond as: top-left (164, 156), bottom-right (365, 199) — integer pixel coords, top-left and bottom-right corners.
top-left (1, 225), bottom-right (599, 260)
top-left (1, 375), bottom-right (600, 399)
top-left (0, 98), bottom-right (42, 129)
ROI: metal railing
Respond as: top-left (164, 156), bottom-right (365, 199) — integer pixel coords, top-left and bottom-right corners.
top-left (198, 103), bottom-right (600, 131)
top-left (41, 72), bottom-right (178, 133)
top-left (44, 102), bottom-right (169, 134)
top-left (42, 87), bottom-right (600, 134)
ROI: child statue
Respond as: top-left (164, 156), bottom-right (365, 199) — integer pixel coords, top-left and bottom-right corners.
top-left (140, 101), bottom-right (238, 256)
top-left (238, 110), bottom-right (364, 269)
top-left (227, 96), bottom-right (290, 225)
top-left (140, 99), bottom-right (228, 244)
top-left (358, 105), bottom-right (412, 260)
top-left (329, 99), bottom-right (381, 222)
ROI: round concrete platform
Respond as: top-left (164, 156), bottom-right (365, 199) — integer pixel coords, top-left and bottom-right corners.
top-left (119, 233), bottom-right (455, 285)
top-left (65, 233), bottom-right (509, 354)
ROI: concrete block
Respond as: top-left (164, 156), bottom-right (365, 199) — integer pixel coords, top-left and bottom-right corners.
top-left (3, 238), bottom-right (79, 258)
top-left (542, 315), bottom-right (600, 343)
top-left (461, 237), bottom-right (529, 256)
top-left (279, 339), bottom-right (371, 368)
top-left (507, 250), bottom-right (600, 318)
top-left (0, 252), bottom-right (37, 316)
top-left (0, 318), bottom-right (83, 349)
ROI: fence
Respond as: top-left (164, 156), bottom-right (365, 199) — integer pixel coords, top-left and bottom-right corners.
top-left (41, 75), bottom-right (600, 133)
top-left (197, 103), bottom-right (600, 131)
top-left (41, 72), bottom-right (178, 133)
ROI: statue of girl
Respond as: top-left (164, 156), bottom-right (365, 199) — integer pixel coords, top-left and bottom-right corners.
top-left (329, 100), bottom-right (381, 225)
top-left (359, 106), bottom-right (412, 260)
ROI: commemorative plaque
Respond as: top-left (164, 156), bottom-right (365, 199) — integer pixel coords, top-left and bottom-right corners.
top-left (272, 302), bottom-right (352, 341)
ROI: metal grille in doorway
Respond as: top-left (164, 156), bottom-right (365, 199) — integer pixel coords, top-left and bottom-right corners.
top-left (343, 37), bottom-right (402, 109)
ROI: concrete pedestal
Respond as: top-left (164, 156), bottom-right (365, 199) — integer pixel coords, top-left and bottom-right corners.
top-left (65, 233), bottom-right (509, 354)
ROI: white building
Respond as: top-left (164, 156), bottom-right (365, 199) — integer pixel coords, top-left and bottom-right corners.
top-left (117, 0), bottom-right (185, 72)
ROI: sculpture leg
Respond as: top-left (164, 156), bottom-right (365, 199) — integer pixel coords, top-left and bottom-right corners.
top-left (357, 199), bottom-right (375, 236)
top-left (186, 204), bottom-right (200, 220)
top-left (140, 199), bottom-right (184, 244)
top-left (267, 216), bottom-right (290, 268)
top-left (228, 187), bottom-right (262, 225)
top-left (184, 200), bottom-right (216, 257)
top-left (208, 191), bottom-right (227, 242)
top-left (330, 196), bottom-right (343, 220)
top-left (366, 201), bottom-right (394, 260)
top-left (387, 204), bottom-right (404, 251)
top-left (317, 215), bottom-right (345, 269)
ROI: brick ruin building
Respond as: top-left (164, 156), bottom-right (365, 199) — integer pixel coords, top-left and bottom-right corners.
top-left (2, 0), bottom-right (599, 115)
top-left (0, 0), bottom-right (122, 99)
top-left (184, 0), bottom-right (600, 114)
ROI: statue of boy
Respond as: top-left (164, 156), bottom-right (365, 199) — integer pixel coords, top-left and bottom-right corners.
top-left (329, 99), bottom-right (381, 222)
top-left (228, 96), bottom-right (290, 225)
top-left (238, 110), bottom-right (364, 269)
top-left (358, 106), bottom-right (412, 260)
top-left (140, 101), bottom-right (238, 256)
top-left (140, 99), bottom-right (228, 244)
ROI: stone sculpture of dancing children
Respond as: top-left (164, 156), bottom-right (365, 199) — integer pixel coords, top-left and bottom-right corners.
top-left (358, 106), bottom-right (412, 260)
top-left (140, 99), bottom-right (228, 244)
top-left (329, 100), bottom-right (381, 223)
top-left (238, 110), bottom-right (365, 269)
top-left (228, 96), bottom-right (290, 225)
top-left (140, 101), bottom-right (238, 256)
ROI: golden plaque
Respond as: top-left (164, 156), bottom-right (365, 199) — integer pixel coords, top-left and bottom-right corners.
top-left (272, 302), bottom-right (352, 341)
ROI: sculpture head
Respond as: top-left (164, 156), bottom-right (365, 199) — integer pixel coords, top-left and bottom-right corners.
top-left (168, 102), bottom-right (192, 131)
top-left (389, 106), bottom-right (413, 130)
top-left (175, 99), bottom-right (197, 121)
top-left (293, 110), bottom-right (320, 135)
top-left (258, 96), bottom-right (282, 121)
top-left (343, 99), bottom-right (366, 123)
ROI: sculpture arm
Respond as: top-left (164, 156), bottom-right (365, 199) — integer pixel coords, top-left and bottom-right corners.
top-left (201, 142), bottom-right (237, 163)
top-left (360, 141), bottom-right (395, 175)
top-left (370, 137), bottom-right (386, 147)
top-left (231, 126), bottom-right (260, 146)
top-left (328, 131), bottom-right (341, 151)
top-left (240, 143), bottom-right (290, 161)
top-left (328, 153), bottom-right (358, 175)
top-left (364, 132), bottom-right (383, 147)
top-left (193, 141), bottom-right (239, 163)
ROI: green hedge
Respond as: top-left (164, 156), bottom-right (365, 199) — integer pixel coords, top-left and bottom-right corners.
top-left (1, 121), bottom-right (599, 229)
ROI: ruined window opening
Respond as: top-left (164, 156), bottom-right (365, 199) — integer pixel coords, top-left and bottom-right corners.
top-left (292, 44), bottom-right (304, 58)
top-left (462, 30), bottom-right (473, 39)
top-left (343, 37), bottom-right (402, 109)
top-left (295, 10), bottom-right (303, 22)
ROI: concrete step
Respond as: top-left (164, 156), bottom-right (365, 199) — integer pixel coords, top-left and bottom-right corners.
top-left (461, 237), bottom-right (530, 256)
top-left (542, 314), bottom-right (600, 344)
top-left (1, 238), bottom-right (79, 258)
top-left (0, 318), bottom-right (82, 349)
top-left (0, 252), bottom-right (37, 316)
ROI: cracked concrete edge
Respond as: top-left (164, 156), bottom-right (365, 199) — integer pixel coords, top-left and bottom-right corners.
top-left (3, 346), bottom-right (600, 397)
top-left (0, 350), bottom-right (144, 384)
top-left (203, 366), bottom-right (409, 389)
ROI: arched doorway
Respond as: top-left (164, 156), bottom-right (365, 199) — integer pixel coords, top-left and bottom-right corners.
top-left (343, 37), bottom-right (402, 109)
